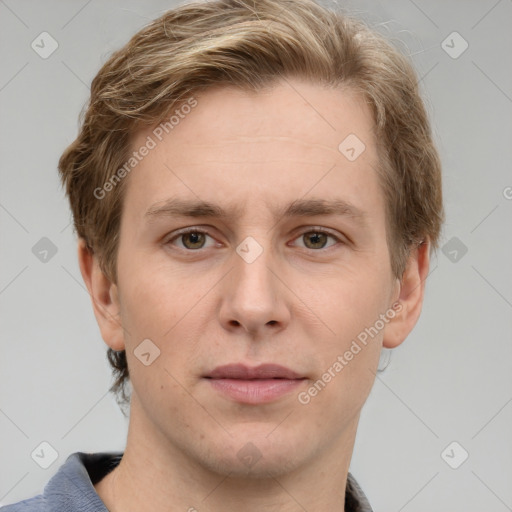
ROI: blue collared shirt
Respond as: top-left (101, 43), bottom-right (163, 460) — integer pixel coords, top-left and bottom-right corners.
top-left (1, 452), bottom-right (373, 511)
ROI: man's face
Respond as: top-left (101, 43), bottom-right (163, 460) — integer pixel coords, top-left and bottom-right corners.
top-left (112, 79), bottom-right (400, 476)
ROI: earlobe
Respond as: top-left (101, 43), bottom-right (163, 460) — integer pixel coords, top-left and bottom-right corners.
top-left (77, 238), bottom-right (125, 351)
top-left (382, 240), bottom-right (431, 349)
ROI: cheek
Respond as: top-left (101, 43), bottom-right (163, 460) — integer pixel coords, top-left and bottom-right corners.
top-left (296, 266), bottom-right (390, 406)
top-left (119, 259), bottom-right (202, 338)
top-left (306, 266), bottom-right (391, 345)
top-left (117, 261), bottom-right (213, 385)
top-left (298, 289), bottom-right (386, 431)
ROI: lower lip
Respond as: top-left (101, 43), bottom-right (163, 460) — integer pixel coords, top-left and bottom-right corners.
top-left (206, 378), bottom-right (305, 404)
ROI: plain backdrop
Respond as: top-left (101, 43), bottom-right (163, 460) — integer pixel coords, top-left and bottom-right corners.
top-left (1, 1), bottom-right (511, 510)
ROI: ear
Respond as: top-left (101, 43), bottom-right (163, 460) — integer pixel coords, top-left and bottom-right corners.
top-left (382, 240), bottom-right (431, 349)
top-left (77, 238), bottom-right (125, 351)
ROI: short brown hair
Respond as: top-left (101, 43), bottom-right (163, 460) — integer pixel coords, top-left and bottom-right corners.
top-left (58, 0), bottom-right (444, 406)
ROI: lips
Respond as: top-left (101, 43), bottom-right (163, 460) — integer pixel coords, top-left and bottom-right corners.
top-left (206, 363), bottom-right (303, 380)
top-left (204, 364), bottom-right (306, 404)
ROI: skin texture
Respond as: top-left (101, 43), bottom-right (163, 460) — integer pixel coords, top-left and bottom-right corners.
top-left (79, 78), bottom-right (430, 512)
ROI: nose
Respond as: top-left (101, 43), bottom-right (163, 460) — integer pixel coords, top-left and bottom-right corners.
top-left (218, 246), bottom-right (291, 336)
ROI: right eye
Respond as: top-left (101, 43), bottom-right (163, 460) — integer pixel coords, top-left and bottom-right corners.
top-left (166, 228), bottom-right (218, 250)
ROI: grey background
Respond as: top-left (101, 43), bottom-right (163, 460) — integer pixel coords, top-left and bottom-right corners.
top-left (1, 0), bottom-right (511, 510)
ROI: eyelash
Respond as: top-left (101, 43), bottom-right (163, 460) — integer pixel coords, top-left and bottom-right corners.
top-left (165, 226), bottom-right (344, 251)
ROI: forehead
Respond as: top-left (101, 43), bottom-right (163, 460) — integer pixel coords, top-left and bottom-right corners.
top-left (157, 81), bottom-right (376, 158)
top-left (123, 79), bottom-right (383, 224)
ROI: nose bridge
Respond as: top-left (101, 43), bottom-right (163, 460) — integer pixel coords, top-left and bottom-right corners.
top-left (246, 253), bottom-right (272, 286)
top-left (234, 237), bottom-right (277, 306)
top-left (219, 235), bottom-right (290, 334)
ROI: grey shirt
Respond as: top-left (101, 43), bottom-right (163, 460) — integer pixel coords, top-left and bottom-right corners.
top-left (1, 452), bottom-right (373, 511)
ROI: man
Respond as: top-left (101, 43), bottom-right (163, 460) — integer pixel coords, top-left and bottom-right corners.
top-left (3, 0), bottom-right (443, 510)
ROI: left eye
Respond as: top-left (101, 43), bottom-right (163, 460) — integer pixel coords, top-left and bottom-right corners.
top-left (292, 230), bottom-right (340, 250)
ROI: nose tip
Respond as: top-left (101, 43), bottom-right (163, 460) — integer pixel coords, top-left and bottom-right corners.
top-left (218, 255), bottom-right (290, 336)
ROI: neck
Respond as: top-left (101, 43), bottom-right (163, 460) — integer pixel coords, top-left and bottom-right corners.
top-left (95, 398), bottom-right (360, 512)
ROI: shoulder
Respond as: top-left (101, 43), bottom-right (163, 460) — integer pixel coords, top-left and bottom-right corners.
top-left (1, 495), bottom-right (44, 511)
top-left (1, 451), bottom-right (123, 512)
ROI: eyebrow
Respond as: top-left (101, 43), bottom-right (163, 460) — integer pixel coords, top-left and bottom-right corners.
top-left (280, 198), bottom-right (366, 222)
top-left (144, 197), bottom-right (367, 225)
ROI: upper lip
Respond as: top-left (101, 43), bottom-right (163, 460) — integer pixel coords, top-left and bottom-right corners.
top-left (205, 364), bottom-right (303, 380)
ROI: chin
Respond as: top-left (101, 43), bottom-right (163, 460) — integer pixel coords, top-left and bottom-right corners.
top-left (198, 429), bottom-right (308, 479)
